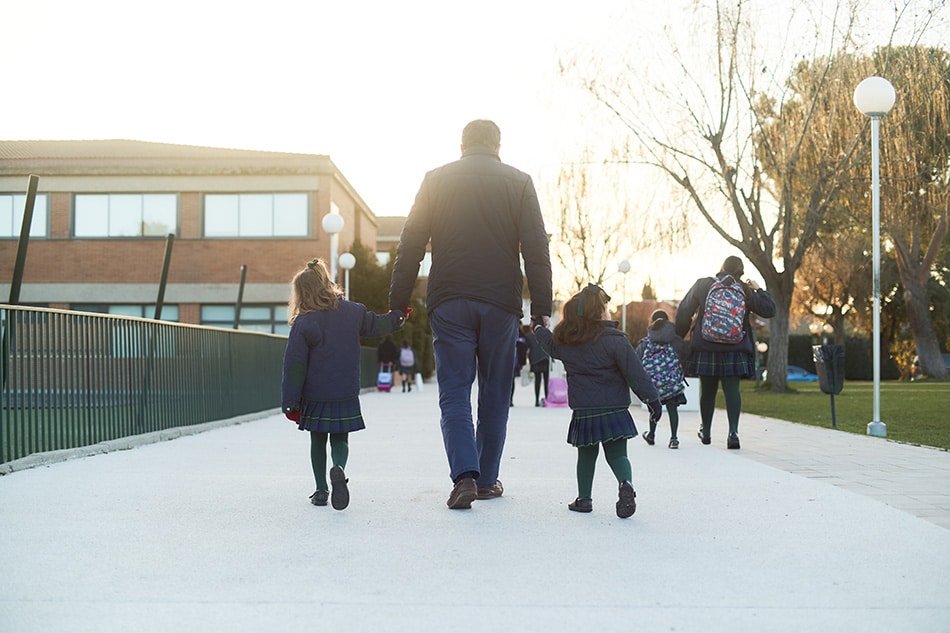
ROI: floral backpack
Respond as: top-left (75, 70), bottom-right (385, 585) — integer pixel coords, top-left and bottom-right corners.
top-left (640, 337), bottom-right (685, 401)
top-left (700, 275), bottom-right (746, 344)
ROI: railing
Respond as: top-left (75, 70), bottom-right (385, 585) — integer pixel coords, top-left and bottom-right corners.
top-left (1, 305), bottom-right (287, 465)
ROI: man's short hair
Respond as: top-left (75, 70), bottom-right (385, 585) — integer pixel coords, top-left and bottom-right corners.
top-left (461, 119), bottom-right (501, 150)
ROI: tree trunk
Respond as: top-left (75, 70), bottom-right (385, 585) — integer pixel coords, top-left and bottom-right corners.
top-left (765, 289), bottom-right (792, 392)
top-left (903, 279), bottom-right (949, 380)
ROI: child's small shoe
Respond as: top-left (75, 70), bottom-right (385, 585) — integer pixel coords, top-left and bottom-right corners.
top-left (668, 437), bottom-right (679, 449)
top-left (568, 497), bottom-right (593, 513)
top-left (329, 465), bottom-right (349, 510)
top-left (309, 490), bottom-right (329, 506)
top-left (616, 481), bottom-right (637, 519)
top-left (642, 431), bottom-right (655, 446)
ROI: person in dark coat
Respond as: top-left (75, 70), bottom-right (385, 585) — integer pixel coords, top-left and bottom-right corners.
top-left (377, 335), bottom-right (398, 367)
top-left (389, 119), bottom-right (552, 510)
top-left (636, 310), bottom-right (689, 448)
top-left (282, 258), bottom-right (405, 510)
top-left (674, 255), bottom-right (776, 449)
top-left (524, 326), bottom-right (550, 406)
top-left (511, 325), bottom-right (529, 406)
top-left (533, 283), bottom-right (662, 518)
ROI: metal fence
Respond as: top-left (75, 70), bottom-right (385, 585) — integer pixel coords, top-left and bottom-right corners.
top-left (1, 305), bottom-right (287, 465)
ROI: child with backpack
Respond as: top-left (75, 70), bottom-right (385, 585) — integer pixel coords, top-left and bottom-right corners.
top-left (636, 310), bottom-right (688, 448)
top-left (532, 283), bottom-right (662, 518)
top-left (674, 256), bottom-right (775, 449)
top-left (282, 258), bottom-right (407, 509)
top-left (399, 340), bottom-right (416, 392)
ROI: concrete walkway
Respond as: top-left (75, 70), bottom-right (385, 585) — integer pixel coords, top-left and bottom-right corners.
top-left (1, 379), bottom-right (949, 632)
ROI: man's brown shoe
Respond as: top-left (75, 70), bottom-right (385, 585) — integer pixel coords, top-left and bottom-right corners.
top-left (446, 477), bottom-right (477, 509)
top-left (476, 479), bottom-right (504, 500)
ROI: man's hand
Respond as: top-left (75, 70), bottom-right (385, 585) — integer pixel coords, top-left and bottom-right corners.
top-left (531, 315), bottom-right (550, 331)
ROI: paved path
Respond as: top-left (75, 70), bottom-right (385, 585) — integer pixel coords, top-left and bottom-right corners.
top-left (1, 380), bottom-right (948, 632)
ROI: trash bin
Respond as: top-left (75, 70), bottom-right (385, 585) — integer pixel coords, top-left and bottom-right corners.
top-left (812, 344), bottom-right (845, 395)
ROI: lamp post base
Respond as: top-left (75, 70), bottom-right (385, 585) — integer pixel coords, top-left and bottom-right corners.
top-left (867, 421), bottom-right (887, 437)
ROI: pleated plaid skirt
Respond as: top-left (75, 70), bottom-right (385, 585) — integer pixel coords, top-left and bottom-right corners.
top-left (684, 351), bottom-right (755, 378)
top-left (296, 397), bottom-right (366, 434)
top-left (566, 407), bottom-right (638, 447)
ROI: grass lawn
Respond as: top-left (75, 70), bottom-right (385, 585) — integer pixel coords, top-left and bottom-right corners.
top-left (734, 379), bottom-right (950, 450)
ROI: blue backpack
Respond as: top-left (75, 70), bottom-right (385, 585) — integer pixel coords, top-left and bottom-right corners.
top-left (640, 337), bottom-right (685, 401)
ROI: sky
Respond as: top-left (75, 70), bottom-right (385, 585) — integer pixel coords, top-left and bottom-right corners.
top-left (3, 0), bottom-right (937, 302)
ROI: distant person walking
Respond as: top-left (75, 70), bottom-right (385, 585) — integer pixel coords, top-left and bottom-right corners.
top-left (282, 258), bottom-right (405, 510)
top-left (399, 340), bottom-right (416, 392)
top-left (532, 283), bottom-right (662, 518)
top-left (511, 325), bottom-right (529, 406)
top-left (377, 335), bottom-right (398, 367)
top-left (674, 255), bottom-right (775, 449)
top-left (389, 119), bottom-right (552, 510)
top-left (636, 309), bottom-right (688, 449)
top-left (524, 326), bottom-right (550, 406)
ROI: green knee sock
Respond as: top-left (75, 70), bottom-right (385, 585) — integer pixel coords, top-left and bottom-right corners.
top-left (310, 432), bottom-right (329, 490)
top-left (603, 439), bottom-right (632, 483)
top-left (667, 404), bottom-right (680, 438)
top-left (329, 432), bottom-right (349, 468)
top-left (576, 444), bottom-right (599, 498)
top-left (722, 376), bottom-right (742, 435)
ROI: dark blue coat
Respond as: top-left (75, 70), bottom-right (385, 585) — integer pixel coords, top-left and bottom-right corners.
top-left (389, 146), bottom-right (552, 319)
top-left (282, 301), bottom-right (403, 411)
top-left (534, 322), bottom-right (659, 409)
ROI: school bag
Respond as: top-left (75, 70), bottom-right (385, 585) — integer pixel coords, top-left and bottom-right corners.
top-left (400, 347), bottom-right (415, 367)
top-left (700, 275), bottom-right (746, 344)
top-left (640, 337), bottom-right (685, 401)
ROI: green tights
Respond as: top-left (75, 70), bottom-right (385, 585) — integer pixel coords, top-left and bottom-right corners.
top-left (575, 439), bottom-right (632, 499)
top-left (649, 402), bottom-right (680, 438)
top-left (310, 432), bottom-right (349, 490)
top-left (699, 375), bottom-right (742, 435)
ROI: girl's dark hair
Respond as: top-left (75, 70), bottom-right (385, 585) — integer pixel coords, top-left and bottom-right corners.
top-left (721, 255), bottom-right (744, 278)
top-left (553, 284), bottom-right (610, 346)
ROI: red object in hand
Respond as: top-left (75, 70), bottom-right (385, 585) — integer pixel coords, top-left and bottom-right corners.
top-left (402, 307), bottom-right (413, 320)
top-left (285, 409), bottom-right (301, 423)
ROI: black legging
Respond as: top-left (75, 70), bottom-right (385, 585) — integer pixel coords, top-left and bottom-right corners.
top-left (532, 360), bottom-right (549, 404)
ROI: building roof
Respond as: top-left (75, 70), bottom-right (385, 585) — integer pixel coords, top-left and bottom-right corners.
top-left (375, 216), bottom-right (406, 241)
top-left (0, 139), bottom-right (336, 177)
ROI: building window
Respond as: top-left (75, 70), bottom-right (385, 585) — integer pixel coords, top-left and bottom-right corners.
top-left (1, 193), bottom-right (49, 238)
top-left (74, 194), bottom-right (177, 237)
top-left (203, 193), bottom-right (308, 237)
top-left (201, 304), bottom-right (289, 334)
top-left (71, 304), bottom-right (180, 322)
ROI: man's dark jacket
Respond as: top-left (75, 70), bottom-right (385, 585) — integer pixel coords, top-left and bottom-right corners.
top-left (389, 146), bottom-right (552, 318)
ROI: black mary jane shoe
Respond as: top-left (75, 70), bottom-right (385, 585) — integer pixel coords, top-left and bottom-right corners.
top-left (309, 490), bottom-right (329, 506)
top-left (568, 497), bottom-right (593, 513)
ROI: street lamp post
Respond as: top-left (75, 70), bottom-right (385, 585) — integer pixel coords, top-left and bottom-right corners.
top-left (854, 76), bottom-right (896, 438)
top-left (618, 260), bottom-right (631, 334)
top-left (321, 213), bottom-right (345, 284)
top-left (338, 252), bottom-right (356, 300)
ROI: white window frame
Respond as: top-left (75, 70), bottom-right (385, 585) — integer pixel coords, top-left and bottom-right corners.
top-left (203, 193), bottom-right (308, 237)
top-left (1, 192), bottom-right (49, 238)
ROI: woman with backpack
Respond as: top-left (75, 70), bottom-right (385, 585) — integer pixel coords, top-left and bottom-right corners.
top-left (636, 310), bottom-right (688, 449)
top-left (674, 256), bottom-right (775, 449)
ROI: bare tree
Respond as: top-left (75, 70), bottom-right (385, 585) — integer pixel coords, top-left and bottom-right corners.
top-left (549, 156), bottom-right (656, 300)
top-left (563, 0), bottom-right (948, 390)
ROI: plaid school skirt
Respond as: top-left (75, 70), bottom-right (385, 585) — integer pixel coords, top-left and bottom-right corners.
top-left (684, 351), bottom-right (755, 378)
top-left (566, 407), bottom-right (638, 447)
top-left (297, 397), bottom-right (366, 434)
